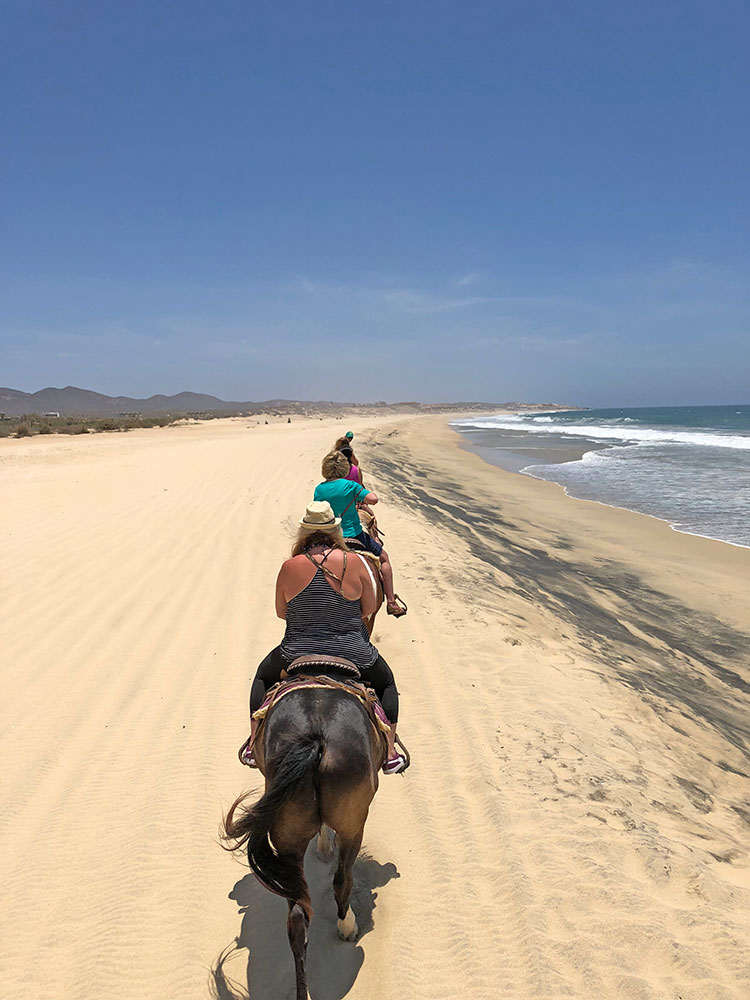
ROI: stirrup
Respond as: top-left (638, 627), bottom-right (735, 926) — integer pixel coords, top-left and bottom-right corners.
top-left (238, 735), bottom-right (259, 768)
top-left (383, 752), bottom-right (408, 775)
top-left (383, 733), bottom-right (410, 774)
top-left (386, 594), bottom-right (408, 618)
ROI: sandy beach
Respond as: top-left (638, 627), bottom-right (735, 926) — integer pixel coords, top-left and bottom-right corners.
top-left (2, 413), bottom-right (749, 1000)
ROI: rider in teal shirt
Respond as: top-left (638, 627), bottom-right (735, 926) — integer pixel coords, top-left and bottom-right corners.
top-left (313, 477), bottom-right (369, 538)
top-left (313, 451), bottom-right (407, 617)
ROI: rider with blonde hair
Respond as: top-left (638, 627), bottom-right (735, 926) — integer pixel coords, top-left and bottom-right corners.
top-left (242, 501), bottom-right (406, 774)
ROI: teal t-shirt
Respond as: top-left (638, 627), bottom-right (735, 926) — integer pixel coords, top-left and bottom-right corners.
top-left (313, 479), bottom-right (369, 538)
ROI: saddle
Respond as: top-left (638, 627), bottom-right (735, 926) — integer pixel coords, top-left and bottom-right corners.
top-left (344, 536), bottom-right (381, 574)
top-left (247, 656), bottom-right (391, 759)
top-left (284, 654), bottom-right (362, 680)
top-left (239, 655), bottom-right (411, 772)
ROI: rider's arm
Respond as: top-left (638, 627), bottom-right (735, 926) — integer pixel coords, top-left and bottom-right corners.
top-left (275, 564), bottom-right (289, 619)
top-left (363, 491), bottom-right (377, 504)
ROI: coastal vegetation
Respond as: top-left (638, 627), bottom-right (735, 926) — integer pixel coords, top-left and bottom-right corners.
top-left (1, 412), bottom-right (179, 438)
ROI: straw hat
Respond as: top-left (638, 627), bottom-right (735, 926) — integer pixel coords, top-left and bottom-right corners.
top-left (299, 500), bottom-right (341, 529)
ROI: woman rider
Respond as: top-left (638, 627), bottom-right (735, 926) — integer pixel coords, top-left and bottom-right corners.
top-left (339, 444), bottom-right (363, 486)
top-left (333, 429), bottom-right (356, 457)
top-left (334, 431), bottom-right (364, 477)
top-left (314, 451), bottom-right (407, 618)
top-left (241, 500), bottom-right (407, 774)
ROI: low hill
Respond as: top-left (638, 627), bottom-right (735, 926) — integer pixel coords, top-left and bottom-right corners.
top-left (0, 385), bottom-right (578, 418)
top-left (0, 386), bottom-right (252, 417)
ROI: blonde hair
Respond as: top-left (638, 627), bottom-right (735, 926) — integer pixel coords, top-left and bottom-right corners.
top-left (291, 525), bottom-right (348, 556)
top-left (321, 450), bottom-right (350, 480)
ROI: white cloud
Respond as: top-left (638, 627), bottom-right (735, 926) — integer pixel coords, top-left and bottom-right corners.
top-left (290, 275), bottom-right (493, 314)
top-left (455, 271), bottom-right (482, 287)
top-left (380, 289), bottom-right (493, 314)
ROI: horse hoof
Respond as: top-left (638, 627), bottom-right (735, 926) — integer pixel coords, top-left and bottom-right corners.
top-left (337, 907), bottom-right (358, 941)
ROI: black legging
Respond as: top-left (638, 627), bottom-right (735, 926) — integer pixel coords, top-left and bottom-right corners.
top-left (250, 645), bottom-right (399, 723)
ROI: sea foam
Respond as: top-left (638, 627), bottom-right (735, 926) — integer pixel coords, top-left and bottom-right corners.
top-left (452, 407), bottom-right (750, 547)
top-left (452, 415), bottom-right (750, 451)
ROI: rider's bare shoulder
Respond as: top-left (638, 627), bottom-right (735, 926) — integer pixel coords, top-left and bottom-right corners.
top-left (280, 554), bottom-right (305, 572)
top-left (279, 554), bottom-right (312, 585)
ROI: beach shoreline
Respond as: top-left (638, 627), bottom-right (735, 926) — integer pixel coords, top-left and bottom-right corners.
top-left (389, 415), bottom-right (750, 625)
top-left (2, 413), bottom-right (749, 998)
top-left (454, 419), bottom-right (750, 552)
top-left (450, 406), bottom-right (750, 551)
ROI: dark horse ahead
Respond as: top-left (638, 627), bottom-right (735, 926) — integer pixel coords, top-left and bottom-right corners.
top-left (224, 682), bottom-right (386, 1000)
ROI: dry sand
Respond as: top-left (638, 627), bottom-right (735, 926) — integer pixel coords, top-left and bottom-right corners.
top-left (2, 414), bottom-right (749, 999)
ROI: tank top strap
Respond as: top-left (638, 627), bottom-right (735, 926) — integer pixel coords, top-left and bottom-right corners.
top-left (303, 549), bottom-right (347, 586)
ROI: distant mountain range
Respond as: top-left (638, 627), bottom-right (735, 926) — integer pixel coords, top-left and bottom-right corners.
top-left (0, 386), bottom-right (331, 417)
top-left (0, 385), bottom-right (573, 418)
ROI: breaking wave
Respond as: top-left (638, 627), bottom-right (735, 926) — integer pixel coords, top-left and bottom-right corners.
top-left (452, 414), bottom-right (750, 451)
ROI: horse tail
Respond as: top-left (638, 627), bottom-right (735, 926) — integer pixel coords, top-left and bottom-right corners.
top-left (223, 736), bottom-right (322, 913)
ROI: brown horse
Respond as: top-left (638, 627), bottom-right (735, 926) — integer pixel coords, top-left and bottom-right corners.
top-left (223, 681), bottom-right (386, 1000)
top-left (349, 548), bottom-right (383, 636)
top-left (358, 506), bottom-right (380, 543)
top-left (347, 508), bottom-right (384, 636)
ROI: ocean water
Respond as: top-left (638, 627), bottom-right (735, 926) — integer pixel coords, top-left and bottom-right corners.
top-left (453, 405), bottom-right (750, 549)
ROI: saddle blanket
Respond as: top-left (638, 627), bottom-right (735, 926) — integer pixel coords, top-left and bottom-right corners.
top-left (252, 673), bottom-right (391, 734)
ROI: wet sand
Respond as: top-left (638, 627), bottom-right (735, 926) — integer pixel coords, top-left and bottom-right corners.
top-left (2, 413), bottom-right (749, 999)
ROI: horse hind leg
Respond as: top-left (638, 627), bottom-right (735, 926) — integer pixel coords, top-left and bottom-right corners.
top-left (287, 899), bottom-right (310, 1000)
top-left (333, 832), bottom-right (363, 940)
top-left (277, 843), bottom-right (312, 997)
top-left (271, 817), bottom-right (317, 1000)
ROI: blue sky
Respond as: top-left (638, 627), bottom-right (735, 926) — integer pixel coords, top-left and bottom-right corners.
top-left (2, 0), bottom-right (748, 405)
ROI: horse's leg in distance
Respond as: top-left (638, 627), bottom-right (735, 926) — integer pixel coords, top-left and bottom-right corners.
top-left (316, 823), bottom-right (334, 858)
top-left (333, 829), bottom-right (364, 940)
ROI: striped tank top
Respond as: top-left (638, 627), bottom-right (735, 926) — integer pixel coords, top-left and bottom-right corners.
top-left (280, 565), bottom-right (378, 669)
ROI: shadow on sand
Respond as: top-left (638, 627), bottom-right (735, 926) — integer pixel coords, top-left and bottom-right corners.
top-left (210, 845), bottom-right (399, 1000)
